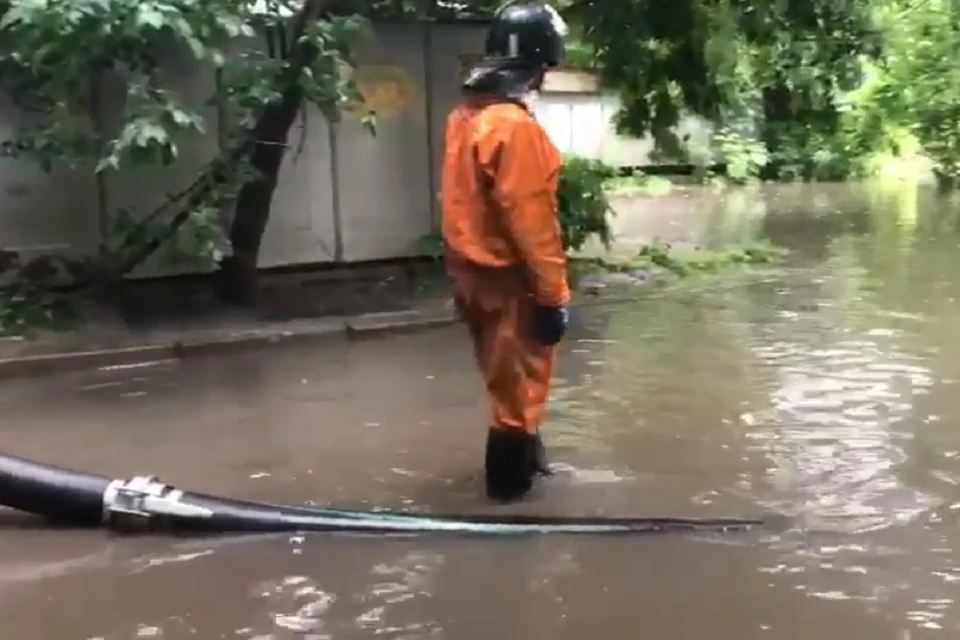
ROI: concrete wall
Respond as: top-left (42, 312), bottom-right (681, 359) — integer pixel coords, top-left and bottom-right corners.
top-left (98, 38), bottom-right (226, 276)
top-left (0, 21), bottom-right (487, 276)
top-left (0, 95), bottom-right (102, 262)
top-left (0, 28), bottom-right (721, 276)
top-left (533, 70), bottom-right (716, 168)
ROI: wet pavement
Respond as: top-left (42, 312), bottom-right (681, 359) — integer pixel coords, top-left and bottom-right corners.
top-left (3, 181), bottom-right (960, 638)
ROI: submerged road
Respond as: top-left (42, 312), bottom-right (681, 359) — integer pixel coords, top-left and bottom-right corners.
top-left (3, 184), bottom-right (960, 638)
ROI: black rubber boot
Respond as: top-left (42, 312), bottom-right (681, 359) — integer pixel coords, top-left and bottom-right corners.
top-left (532, 429), bottom-right (554, 476)
top-left (484, 428), bottom-right (536, 502)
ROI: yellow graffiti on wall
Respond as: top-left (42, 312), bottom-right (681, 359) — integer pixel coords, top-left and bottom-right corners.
top-left (347, 65), bottom-right (423, 120)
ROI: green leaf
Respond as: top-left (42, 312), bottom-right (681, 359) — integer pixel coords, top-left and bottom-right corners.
top-left (184, 36), bottom-right (206, 59)
top-left (135, 6), bottom-right (166, 29)
top-left (95, 154), bottom-right (120, 173)
top-left (0, 4), bottom-right (29, 29)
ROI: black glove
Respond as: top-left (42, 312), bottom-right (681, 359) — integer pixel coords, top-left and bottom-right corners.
top-left (532, 305), bottom-right (568, 346)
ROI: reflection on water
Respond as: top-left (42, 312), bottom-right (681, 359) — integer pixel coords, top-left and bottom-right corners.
top-left (4, 181), bottom-right (960, 637)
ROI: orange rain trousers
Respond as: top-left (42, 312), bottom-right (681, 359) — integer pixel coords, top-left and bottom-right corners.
top-left (439, 95), bottom-right (569, 435)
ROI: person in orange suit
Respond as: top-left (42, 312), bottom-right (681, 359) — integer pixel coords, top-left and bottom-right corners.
top-left (440, 1), bottom-right (570, 502)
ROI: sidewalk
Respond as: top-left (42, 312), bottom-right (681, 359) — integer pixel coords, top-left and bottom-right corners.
top-left (0, 263), bottom-right (459, 379)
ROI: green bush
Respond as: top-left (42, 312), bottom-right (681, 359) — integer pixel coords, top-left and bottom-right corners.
top-left (0, 285), bottom-right (81, 336)
top-left (556, 155), bottom-right (616, 252)
top-left (418, 228), bottom-right (444, 261)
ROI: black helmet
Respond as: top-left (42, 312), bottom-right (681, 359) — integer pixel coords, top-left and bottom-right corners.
top-left (484, 2), bottom-right (568, 69)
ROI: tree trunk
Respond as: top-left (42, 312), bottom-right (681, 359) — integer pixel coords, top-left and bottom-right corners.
top-left (216, 86), bottom-right (306, 305)
top-left (216, 0), bottom-right (329, 306)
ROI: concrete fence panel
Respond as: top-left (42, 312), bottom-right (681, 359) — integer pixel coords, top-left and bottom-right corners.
top-left (96, 39), bottom-right (222, 277)
top-left (0, 22), bottom-right (492, 272)
top-left (333, 23), bottom-right (433, 262)
top-left (0, 94), bottom-right (100, 261)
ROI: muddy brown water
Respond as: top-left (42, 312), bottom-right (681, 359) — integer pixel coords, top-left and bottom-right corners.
top-left (3, 182), bottom-right (960, 638)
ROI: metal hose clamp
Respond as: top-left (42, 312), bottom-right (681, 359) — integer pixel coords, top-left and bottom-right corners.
top-left (102, 475), bottom-right (213, 530)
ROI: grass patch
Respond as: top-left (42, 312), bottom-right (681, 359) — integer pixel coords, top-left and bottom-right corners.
top-left (0, 287), bottom-right (84, 337)
top-left (575, 238), bottom-right (785, 280)
top-left (632, 239), bottom-right (784, 276)
top-left (604, 171), bottom-right (674, 196)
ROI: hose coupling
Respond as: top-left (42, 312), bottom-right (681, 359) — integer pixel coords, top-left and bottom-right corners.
top-left (102, 475), bottom-right (213, 531)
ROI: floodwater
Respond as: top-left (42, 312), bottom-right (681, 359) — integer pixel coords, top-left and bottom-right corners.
top-left (4, 181), bottom-right (960, 638)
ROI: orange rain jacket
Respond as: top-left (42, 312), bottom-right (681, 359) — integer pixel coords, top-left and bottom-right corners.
top-left (439, 96), bottom-right (569, 308)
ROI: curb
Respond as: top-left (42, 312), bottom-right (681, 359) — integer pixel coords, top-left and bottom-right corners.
top-left (0, 292), bottom-right (643, 380)
top-left (0, 309), bottom-right (459, 380)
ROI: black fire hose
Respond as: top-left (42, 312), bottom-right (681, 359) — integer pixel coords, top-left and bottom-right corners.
top-left (0, 452), bottom-right (763, 536)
